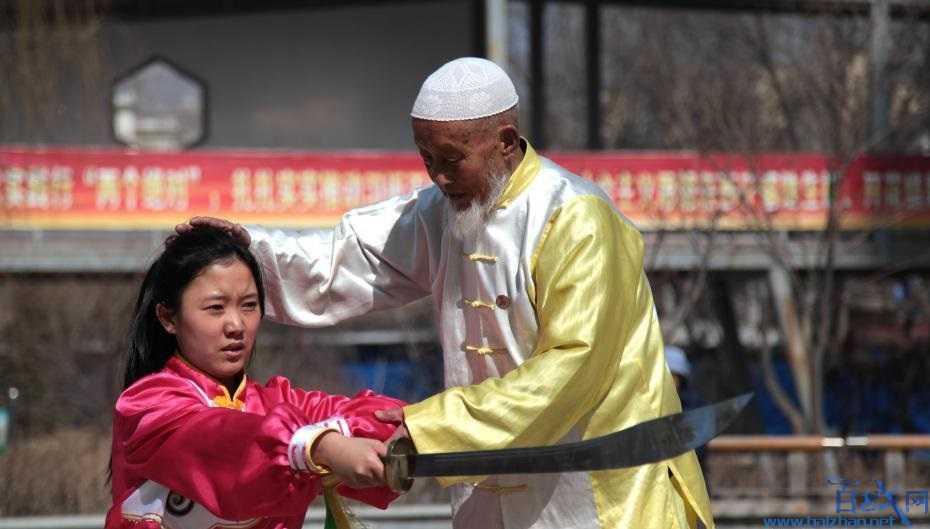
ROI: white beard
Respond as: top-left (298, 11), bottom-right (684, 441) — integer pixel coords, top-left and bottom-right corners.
top-left (444, 173), bottom-right (507, 242)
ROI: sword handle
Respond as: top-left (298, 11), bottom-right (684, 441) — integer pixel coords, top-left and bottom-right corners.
top-left (383, 437), bottom-right (416, 493)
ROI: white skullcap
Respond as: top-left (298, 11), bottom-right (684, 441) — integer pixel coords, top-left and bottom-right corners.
top-left (411, 57), bottom-right (519, 122)
top-left (665, 345), bottom-right (692, 378)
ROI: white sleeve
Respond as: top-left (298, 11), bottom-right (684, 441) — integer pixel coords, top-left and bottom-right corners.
top-left (248, 188), bottom-right (439, 327)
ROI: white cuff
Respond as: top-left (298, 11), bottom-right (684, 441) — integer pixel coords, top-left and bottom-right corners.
top-left (287, 417), bottom-right (352, 472)
top-left (314, 416), bottom-right (351, 437)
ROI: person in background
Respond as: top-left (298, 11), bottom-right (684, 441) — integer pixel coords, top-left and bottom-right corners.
top-left (665, 345), bottom-right (694, 401)
top-left (665, 345), bottom-right (709, 480)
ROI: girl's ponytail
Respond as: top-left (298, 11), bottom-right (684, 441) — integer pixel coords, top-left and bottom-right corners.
top-left (123, 257), bottom-right (175, 390)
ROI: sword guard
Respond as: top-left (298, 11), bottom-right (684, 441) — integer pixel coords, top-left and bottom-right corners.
top-left (383, 437), bottom-right (416, 493)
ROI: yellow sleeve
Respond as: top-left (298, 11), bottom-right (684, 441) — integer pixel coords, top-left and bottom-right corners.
top-left (404, 195), bottom-right (652, 486)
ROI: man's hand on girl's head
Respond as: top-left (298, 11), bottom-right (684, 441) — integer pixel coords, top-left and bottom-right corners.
top-left (175, 216), bottom-right (251, 246)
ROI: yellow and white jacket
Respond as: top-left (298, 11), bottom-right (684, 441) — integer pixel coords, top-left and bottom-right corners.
top-left (249, 142), bottom-right (714, 529)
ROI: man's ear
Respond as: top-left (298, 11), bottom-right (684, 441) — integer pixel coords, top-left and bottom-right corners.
top-left (498, 124), bottom-right (520, 157)
top-left (155, 303), bottom-right (177, 335)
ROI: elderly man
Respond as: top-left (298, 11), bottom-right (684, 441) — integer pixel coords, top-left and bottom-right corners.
top-left (183, 57), bottom-right (713, 529)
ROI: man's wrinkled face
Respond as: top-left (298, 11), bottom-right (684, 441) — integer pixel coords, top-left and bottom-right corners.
top-left (412, 118), bottom-right (505, 211)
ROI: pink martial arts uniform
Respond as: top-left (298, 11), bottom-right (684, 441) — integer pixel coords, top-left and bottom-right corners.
top-left (106, 355), bottom-right (403, 529)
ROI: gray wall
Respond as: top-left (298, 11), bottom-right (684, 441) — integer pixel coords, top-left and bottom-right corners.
top-left (1, 2), bottom-right (475, 150)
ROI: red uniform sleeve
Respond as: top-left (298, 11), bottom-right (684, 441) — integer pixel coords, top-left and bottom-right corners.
top-left (261, 376), bottom-right (406, 508)
top-left (114, 374), bottom-right (323, 520)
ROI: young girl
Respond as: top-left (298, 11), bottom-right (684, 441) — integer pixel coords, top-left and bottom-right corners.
top-left (106, 226), bottom-right (403, 529)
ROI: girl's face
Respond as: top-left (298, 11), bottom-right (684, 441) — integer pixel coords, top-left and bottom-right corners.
top-left (157, 258), bottom-right (261, 388)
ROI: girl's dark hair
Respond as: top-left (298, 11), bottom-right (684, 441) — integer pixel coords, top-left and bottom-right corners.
top-left (122, 226), bottom-right (265, 390)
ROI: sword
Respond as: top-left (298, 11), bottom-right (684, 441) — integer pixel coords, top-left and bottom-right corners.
top-left (382, 392), bottom-right (751, 492)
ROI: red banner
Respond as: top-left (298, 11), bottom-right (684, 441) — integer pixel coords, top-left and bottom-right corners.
top-left (1, 147), bottom-right (929, 230)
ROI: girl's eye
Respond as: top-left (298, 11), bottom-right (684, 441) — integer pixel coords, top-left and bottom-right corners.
top-left (243, 302), bottom-right (258, 310)
top-left (206, 304), bottom-right (223, 311)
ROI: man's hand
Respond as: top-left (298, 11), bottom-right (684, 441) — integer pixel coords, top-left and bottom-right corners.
top-left (175, 216), bottom-right (251, 246)
top-left (375, 407), bottom-right (410, 443)
top-left (312, 432), bottom-right (387, 488)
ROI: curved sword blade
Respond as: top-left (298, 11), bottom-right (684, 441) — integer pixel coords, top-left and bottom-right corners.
top-left (409, 393), bottom-right (752, 478)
